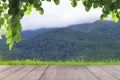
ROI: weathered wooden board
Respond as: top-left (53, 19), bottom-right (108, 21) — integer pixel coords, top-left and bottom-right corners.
top-left (40, 66), bottom-right (56, 80)
top-left (0, 66), bottom-right (24, 80)
top-left (3, 66), bottom-right (35, 80)
top-left (87, 66), bottom-right (118, 80)
top-left (0, 65), bottom-right (119, 80)
top-left (0, 66), bottom-right (12, 72)
top-left (55, 66), bottom-right (97, 80)
top-left (21, 66), bottom-right (48, 80)
top-left (99, 66), bottom-right (120, 79)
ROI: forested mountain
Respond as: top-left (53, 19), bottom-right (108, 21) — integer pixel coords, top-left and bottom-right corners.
top-left (1, 20), bottom-right (120, 61)
top-left (21, 28), bottom-right (55, 40)
top-left (0, 28), bottom-right (53, 45)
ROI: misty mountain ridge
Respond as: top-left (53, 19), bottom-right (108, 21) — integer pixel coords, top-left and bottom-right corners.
top-left (1, 20), bottom-right (120, 61)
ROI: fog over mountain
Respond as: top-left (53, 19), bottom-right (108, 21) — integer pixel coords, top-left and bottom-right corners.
top-left (21, 0), bottom-right (104, 30)
top-left (0, 20), bottom-right (120, 61)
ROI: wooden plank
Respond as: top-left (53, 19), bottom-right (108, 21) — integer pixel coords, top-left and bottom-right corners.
top-left (57, 66), bottom-right (81, 80)
top-left (40, 66), bottom-right (56, 80)
top-left (87, 66), bottom-right (118, 80)
top-left (113, 66), bottom-right (120, 71)
top-left (75, 66), bottom-right (98, 80)
top-left (41, 66), bottom-right (84, 80)
top-left (55, 66), bottom-right (67, 80)
top-left (21, 66), bottom-right (48, 80)
top-left (41, 66), bottom-right (97, 80)
top-left (0, 65), bottom-right (120, 80)
top-left (61, 66), bottom-right (97, 80)
top-left (0, 66), bottom-right (12, 72)
top-left (99, 66), bottom-right (120, 79)
top-left (3, 66), bottom-right (35, 80)
top-left (0, 66), bottom-right (24, 80)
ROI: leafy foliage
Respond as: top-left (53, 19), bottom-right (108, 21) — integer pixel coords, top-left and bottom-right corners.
top-left (0, 0), bottom-right (120, 49)
top-left (0, 0), bottom-right (59, 49)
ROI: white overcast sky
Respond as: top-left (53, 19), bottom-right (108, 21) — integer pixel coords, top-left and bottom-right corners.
top-left (21, 0), bottom-right (109, 30)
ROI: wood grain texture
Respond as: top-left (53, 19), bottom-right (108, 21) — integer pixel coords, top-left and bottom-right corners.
top-left (0, 66), bottom-right (12, 72)
top-left (87, 66), bottom-right (118, 80)
top-left (55, 66), bottom-right (67, 80)
top-left (55, 66), bottom-right (97, 80)
top-left (75, 66), bottom-right (98, 80)
top-left (21, 66), bottom-right (48, 80)
top-left (40, 66), bottom-right (56, 80)
top-left (0, 65), bottom-right (120, 80)
top-left (99, 66), bottom-right (120, 79)
top-left (0, 66), bottom-right (24, 80)
top-left (3, 66), bottom-right (35, 80)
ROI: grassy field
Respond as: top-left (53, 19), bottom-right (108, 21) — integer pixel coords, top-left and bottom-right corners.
top-left (0, 60), bottom-right (120, 65)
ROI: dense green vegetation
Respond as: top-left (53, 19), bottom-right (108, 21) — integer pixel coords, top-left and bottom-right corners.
top-left (1, 20), bottom-right (120, 61)
top-left (0, 60), bottom-right (120, 65)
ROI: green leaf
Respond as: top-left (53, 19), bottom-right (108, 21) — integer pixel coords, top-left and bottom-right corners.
top-left (6, 36), bottom-right (12, 44)
top-left (4, 24), bottom-right (7, 28)
top-left (0, 17), bottom-right (4, 25)
top-left (25, 6), bottom-right (32, 15)
top-left (33, 0), bottom-right (42, 7)
top-left (9, 42), bottom-right (14, 50)
top-left (111, 11), bottom-right (119, 22)
top-left (15, 34), bottom-right (21, 43)
top-left (6, 31), bottom-right (12, 38)
top-left (93, 2), bottom-right (99, 8)
top-left (16, 22), bottom-right (22, 32)
top-left (4, 14), bottom-right (9, 19)
top-left (0, 35), bottom-right (2, 40)
top-left (46, 0), bottom-right (51, 2)
top-left (28, 0), bottom-right (33, 4)
top-left (71, 0), bottom-right (77, 7)
top-left (100, 14), bottom-right (105, 21)
top-left (37, 7), bottom-right (44, 15)
top-left (54, 0), bottom-right (60, 5)
top-left (85, 6), bottom-right (90, 12)
top-left (1, 29), bottom-right (5, 34)
top-left (2, 0), bottom-right (6, 2)
top-left (3, 3), bottom-right (8, 9)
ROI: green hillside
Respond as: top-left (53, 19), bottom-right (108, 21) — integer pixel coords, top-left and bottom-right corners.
top-left (1, 20), bottom-right (120, 61)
